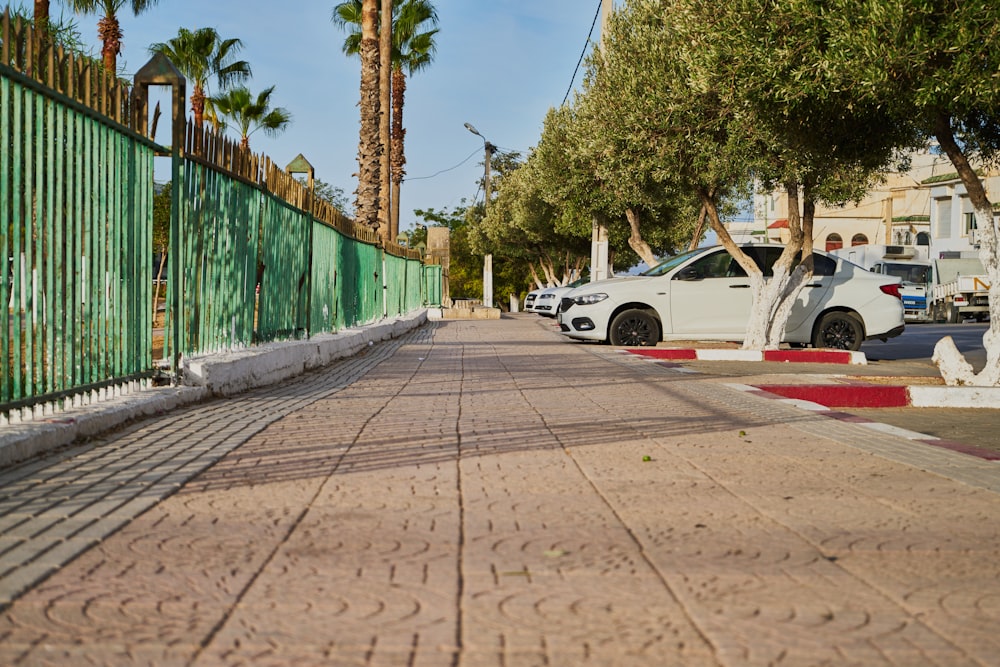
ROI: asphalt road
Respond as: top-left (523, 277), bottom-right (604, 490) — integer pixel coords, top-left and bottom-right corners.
top-left (861, 321), bottom-right (988, 370)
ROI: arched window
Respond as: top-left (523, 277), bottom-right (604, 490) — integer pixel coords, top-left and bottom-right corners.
top-left (825, 233), bottom-right (843, 252)
top-left (916, 232), bottom-right (930, 246)
top-left (851, 234), bottom-right (868, 246)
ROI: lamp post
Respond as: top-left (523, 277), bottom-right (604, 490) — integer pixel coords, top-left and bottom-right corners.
top-left (465, 122), bottom-right (496, 308)
top-left (590, 0), bottom-right (615, 283)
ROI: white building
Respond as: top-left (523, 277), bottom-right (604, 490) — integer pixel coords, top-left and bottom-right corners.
top-left (736, 147), bottom-right (998, 258)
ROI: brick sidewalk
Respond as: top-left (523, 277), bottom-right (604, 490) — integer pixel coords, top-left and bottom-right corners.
top-left (1, 316), bottom-right (998, 666)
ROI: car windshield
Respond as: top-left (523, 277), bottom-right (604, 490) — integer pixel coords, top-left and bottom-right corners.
top-left (640, 248), bottom-right (705, 277)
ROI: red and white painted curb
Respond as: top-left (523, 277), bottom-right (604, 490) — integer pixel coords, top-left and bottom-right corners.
top-left (725, 383), bottom-right (1000, 461)
top-left (626, 347), bottom-right (867, 365)
top-left (623, 348), bottom-right (1000, 408)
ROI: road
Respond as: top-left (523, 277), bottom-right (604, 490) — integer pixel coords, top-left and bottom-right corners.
top-left (862, 321), bottom-right (988, 370)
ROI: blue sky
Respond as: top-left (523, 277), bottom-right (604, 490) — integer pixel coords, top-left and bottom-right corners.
top-left (59, 0), bottom-right (608, 232)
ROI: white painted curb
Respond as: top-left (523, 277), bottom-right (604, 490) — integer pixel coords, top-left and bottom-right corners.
top-left (1, 311), bottom-right (429, 467)
top-left (908, 386), bottom-right (1000, 409)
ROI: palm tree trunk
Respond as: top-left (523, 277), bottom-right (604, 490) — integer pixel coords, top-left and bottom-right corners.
top-left (356, 0), bottom-right (382, 231)
top-left (191, 84), bottom-right (206, 127)
top-left (33, 1), bottom-right (49, 30)
top-left (378, 0), bottom-right (393, 245)
top-left (390, 66), bottom-right (407, 241)
top-left (97, 14), bottom-right (123, 72)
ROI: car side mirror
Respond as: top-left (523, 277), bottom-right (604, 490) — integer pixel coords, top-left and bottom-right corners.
top-left (675, 266), bottom-right (701, 281)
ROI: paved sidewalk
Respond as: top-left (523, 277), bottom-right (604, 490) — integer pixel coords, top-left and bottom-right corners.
top-left (1, 315), bottom-right (999, 666)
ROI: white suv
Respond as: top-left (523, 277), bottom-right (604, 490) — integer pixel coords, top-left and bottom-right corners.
top-left (557, 244), bottom-right (905, 351)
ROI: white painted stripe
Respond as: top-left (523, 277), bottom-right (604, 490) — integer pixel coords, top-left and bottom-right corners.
top-left (697, 349), bottom-right (763, 361)
top-left (858, 421), bottom-right (939, 441)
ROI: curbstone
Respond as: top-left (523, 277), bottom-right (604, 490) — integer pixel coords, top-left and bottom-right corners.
top-left (1, 311), bottom-right (428, 467)
top-left (628, 347), bottom-right (867, 364)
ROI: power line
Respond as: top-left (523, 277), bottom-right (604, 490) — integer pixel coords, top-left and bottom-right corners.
top-left (562, 0), bottom-right (602, 107)
top-left (403, 147), bottom-right (482, 182)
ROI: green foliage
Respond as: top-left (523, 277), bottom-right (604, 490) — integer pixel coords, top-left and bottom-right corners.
top-left (209, 85), bottom-right (292, 149)
top-left (315, 179), bottom-right (351, 216)
top-left (148, 27), bottom-right (251, 126)
top-left (152, 181), bottom-right (171, 251)
top-left (415, 205), bottom-right (479, 300)
top-left (12, 3), bottom-right (91, 54)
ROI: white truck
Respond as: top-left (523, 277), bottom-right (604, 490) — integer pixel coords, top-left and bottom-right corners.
top-left (831, 244), bottom-right (989, 323)
top-left (831, 245), bottom-right (933, 322)
top-left (929, 255), bottom-right (991, 323)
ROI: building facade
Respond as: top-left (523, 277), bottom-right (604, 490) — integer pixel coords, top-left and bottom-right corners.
top-left (734, 148), bottom-right (999, 259)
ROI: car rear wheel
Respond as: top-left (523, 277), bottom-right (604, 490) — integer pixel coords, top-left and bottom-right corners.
top-left (609, 309), bottom-right (660, 346)
top-left (812, 312), bottom-right (864, 351)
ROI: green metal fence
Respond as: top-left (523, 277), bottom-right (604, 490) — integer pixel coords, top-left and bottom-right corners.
top-left (1, 12), bottom-right (442, 423)
top-left (2, 11), bottom-right (157, 422)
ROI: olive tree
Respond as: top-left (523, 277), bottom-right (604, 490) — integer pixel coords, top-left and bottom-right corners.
top-left (476, 154), bottom-right (591, 289)
top-left (823, 0), bottom-right (1000, 384)
top-left (534, 104), bottom-right (702, 270)
top-left (588, 0), bottom-right (910, 349)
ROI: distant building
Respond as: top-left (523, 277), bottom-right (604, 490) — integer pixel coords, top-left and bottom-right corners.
top-left (733, 147), bottom-right (998, 259)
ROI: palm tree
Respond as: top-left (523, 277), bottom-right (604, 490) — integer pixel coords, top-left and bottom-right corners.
top-left (332, 0), bottom-right (438, 237)
top-left (149, 28), bottom-right (252, 128)
top-left (209, 85), bottom-right (292, 151)
top-left (389, 0), bottom-right (437, 239)
top-left (336, 0), bottom-right (382, 231)
top-left (66, 0), bottom-right (160, 73)
top-left (34, 1), bottom-right (50, 31)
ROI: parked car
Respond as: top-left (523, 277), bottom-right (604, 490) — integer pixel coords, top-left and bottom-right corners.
top-left (557, 244), bottom-right (905, 351)
top-left (532, 277), bottom-right (589, 317)
top-left (524, 288), bottom-right (542, 312)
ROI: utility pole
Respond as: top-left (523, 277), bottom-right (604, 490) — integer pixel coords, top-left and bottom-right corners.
top-left (592, 0), bottom-right (614, 282)
top-left (466, 123), bottom-right (496, 308)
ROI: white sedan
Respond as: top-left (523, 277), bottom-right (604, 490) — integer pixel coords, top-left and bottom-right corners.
top-left (557, 244), bottom-right (905, 351)
top-left (532, 277), bottom-right (589, 317)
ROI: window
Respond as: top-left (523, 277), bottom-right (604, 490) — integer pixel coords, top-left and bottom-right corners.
top-left (851, 234), bottom-right (868, 246)
top-left (825, 234), bottom-right (843, 252)
top-left (936, 198), bottom-right (952, 238)
top-left (759, 247), bottom-right (837, 277)
top-left (964, 212), bottom-right (977, 235)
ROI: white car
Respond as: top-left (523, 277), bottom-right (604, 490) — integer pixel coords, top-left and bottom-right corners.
top-left (557, 244), bottom-right (905, 351)
top-left (524, 288), bottom-right (542, 312)
top-left (532, 277), bottom-right (589, 317)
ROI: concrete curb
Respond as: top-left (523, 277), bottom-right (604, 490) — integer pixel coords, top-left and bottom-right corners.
top-left (627, 347), bottom-right (867, 365)
top-left (626, 347), bottom-right (1000, 409)
top-left (0, 311), bottom-right (428, 467)
top-left (746, 382), bottom-right (1000, 409)
top-left (727, 382), bottom-right (1000, 460)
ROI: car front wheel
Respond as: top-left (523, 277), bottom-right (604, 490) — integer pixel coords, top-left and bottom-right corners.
top-left (812, 312), bottom-right (864, 351)
top-left (609, 309), bottom-right (660, 346)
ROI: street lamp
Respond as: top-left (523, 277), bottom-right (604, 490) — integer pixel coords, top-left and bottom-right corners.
top-left (466, 122), bottom-right (496, 308)
top-left (464, 123), bottom-right (496, 206)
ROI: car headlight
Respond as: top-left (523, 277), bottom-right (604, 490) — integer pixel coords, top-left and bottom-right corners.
top-left (572, 293), bottom-right (608, 305)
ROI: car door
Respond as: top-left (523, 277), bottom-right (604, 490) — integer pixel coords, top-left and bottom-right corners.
top-left (668, 249), bottom-right (755, 335)
top-left (767, 248), bottom-right (836, 333)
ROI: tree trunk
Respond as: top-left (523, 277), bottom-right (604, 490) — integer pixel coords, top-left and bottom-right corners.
top-left (390, 67), bottom-right (407, 242)
top-left (189, 84), bottom-right (207, 128)
top-left (624, 208), bottom-right (657, 267)
top-left (378, 0), bottom-right (393, 245)
top-left (933, 113), bottom-right (1000, 386)
top-left (356, 0), bottom-right (382, 232)
top-left (747, 183), bottom-right (808, 349)
top-left (688, 204), bottom-right (708, 251)
top-left (97, 14), bottom-right (122, 73)
top-left (33, 1), bottom-right (48, 31)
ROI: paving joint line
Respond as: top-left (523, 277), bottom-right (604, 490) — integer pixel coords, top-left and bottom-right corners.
top-left (0, 324), bottom-right (435, 611)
